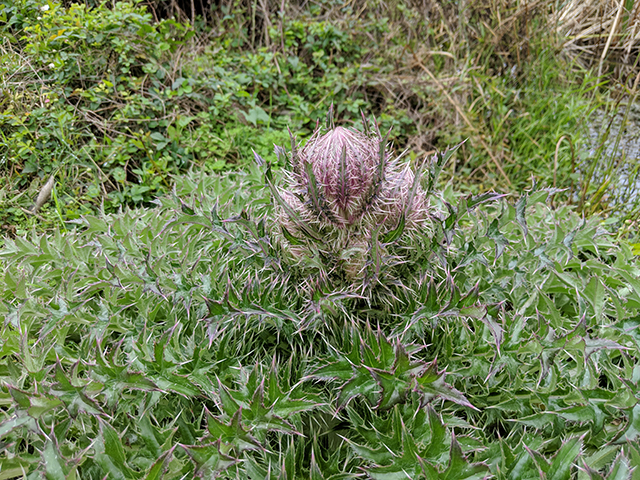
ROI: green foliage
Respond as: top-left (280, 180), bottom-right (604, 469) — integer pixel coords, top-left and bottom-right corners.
top-left (1, 156), bottom-right (639, 477)
top-left (0, 0), bottom-right (413, 233)
top-left (3, 0), bottom-right (623, 239)
top-left (1, 0), bottom-right (639, 474)
top-left (466, 54), bottom-right (594, 192)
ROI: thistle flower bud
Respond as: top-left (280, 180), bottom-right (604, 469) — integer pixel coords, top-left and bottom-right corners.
top-left (273, 119), bottom-right (431, 280)
top-left (299, 126), bottom-right (379, 224)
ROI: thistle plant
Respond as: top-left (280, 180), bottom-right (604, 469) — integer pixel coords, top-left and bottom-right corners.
top-left (261, 113), bottom-right (432, 288)
top-left (3, 137), bottom-right (640, 479)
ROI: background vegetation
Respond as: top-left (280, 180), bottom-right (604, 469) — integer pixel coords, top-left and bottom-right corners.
top-left (2, 0), bottom-right (638, 238)
top-left (1, 0), bottom-right (640, 478)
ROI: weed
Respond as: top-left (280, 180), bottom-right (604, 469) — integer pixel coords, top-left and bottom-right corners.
top-left (0, 123), bottom-right (639, 477)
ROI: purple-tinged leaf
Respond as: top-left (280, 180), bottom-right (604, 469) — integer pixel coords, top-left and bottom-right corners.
top-left (205, 408), bottom-right (262, 452)
top-left (266, 175), bottom-right (321, 241)
top-left (414, 360), bottom-right (478, 410)
top-left (144, 447), bottom-right (175, 480)
top-left (338, 144), bottom-right (349, 210)
top-left (516, 194), bottom-right (528, 237)
top-left (361, 109), bottom-right (371, 136)
top-left (288, 127), bottom-right (301, 175)
top-left (486, 218), bottom-right (509, 260)
top-left (443, 201), bottom-right (457, 245)
top-left (467, 192), bottom-right (507, 210)
top-left (180, 440), bottom-right (238, 478)
top-left (405, 160), bottom-right (423, 215)
top-left (252, 149), bottom-right (265, 166)
top-left (304, 160), bottom-right (328, 219)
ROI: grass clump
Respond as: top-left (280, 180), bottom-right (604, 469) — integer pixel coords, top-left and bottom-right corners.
top-left (1, 119), bottom-right (640, 478)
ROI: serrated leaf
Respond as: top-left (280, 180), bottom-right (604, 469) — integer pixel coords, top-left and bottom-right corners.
top-left (304, 161), bottom-right (327, 218)
top-left (443, 201), bottom-right (457, 245)
top-left (415, 360), bottom-right (477, 410)
top-left (614, 403), bottom-right (640, 444)
top-left (480, 312), bottom-right (503, 351)
top-left (180, 441), bottom-right (237, 478)
top-left (382, 213), bottom-right (405, 244)
top-left (516, 194), bottom-right (528, 237)
top-left (154, 374), bottom-right (199, 397)
top-left (362, 327), bottom-right (395, 370)
top-left (309, 448), bottom-right (325, 480)
top-left (272, 397), bottom-right (320, 417)
top-left (139, 416), bottom-right (164, 458)
top-left (441, 434), bottom-right (490, 480)
top-left (607, 454), bottom-right (632, 480)
top-left (555, 405), bottom-right (596, 424)
top-left (43, 440), bottom-right (67, 480)
top-left (206, 408), bottom-right (262, 452)
top-left (98, 418), bottom-right (135, 479)
top-left (583, 445), bottom-right (620, 473)
top-left (365, 421), bottom-right (425, 480)
top-left (204, 297), bottom-right (226, 316)
top-left (144, 448), bottom-right (175, 480)
top-left (366, 466), bottom-right (417, 480)
top-left (28, 395), bottom-right (62, 418)
top-left (309, 360), bottom-right (354, 381)
top-left (180, 202), bottom-right (195, 215)
top-left (0, 415), bottom-right (34, 439)
top-left (338, 369), bottom-right (380, 409)
top-left (424, 405), bottom-right (448, 459)
top-left (425, 142), bottom-right (464, 195)
top-left (369, 368), bottom-right (410, 410)
top-left (281, 224), bottom-right (304, 246)
top-left (548, 436), bottom-right (583, 480)
top-left (266, 175), bottom-right (321, 241)
top-left (486, 218), bottom-right (509, 260)
top-left (376, 132), bottom-right (389, 185)
top-left (507, 450), bottom-right (536, 480)
top-left (345, 439), bottom-right (394, 465)
top-left (8, 387), bottom-right (31, 409)
top-left (513, 412), bottom-right (556, 429)
top-left (467, 192), bottom-right (507, 210)
top-left (563, 228), bottom-right (577, 260)
top-left (216, 379), bottom-right (241, 416)
top-left (584, 277), bottom-right (605, 322)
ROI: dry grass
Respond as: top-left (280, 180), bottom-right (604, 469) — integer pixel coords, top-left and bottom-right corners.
top-left (553, 0), bottom-right (640, 82)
